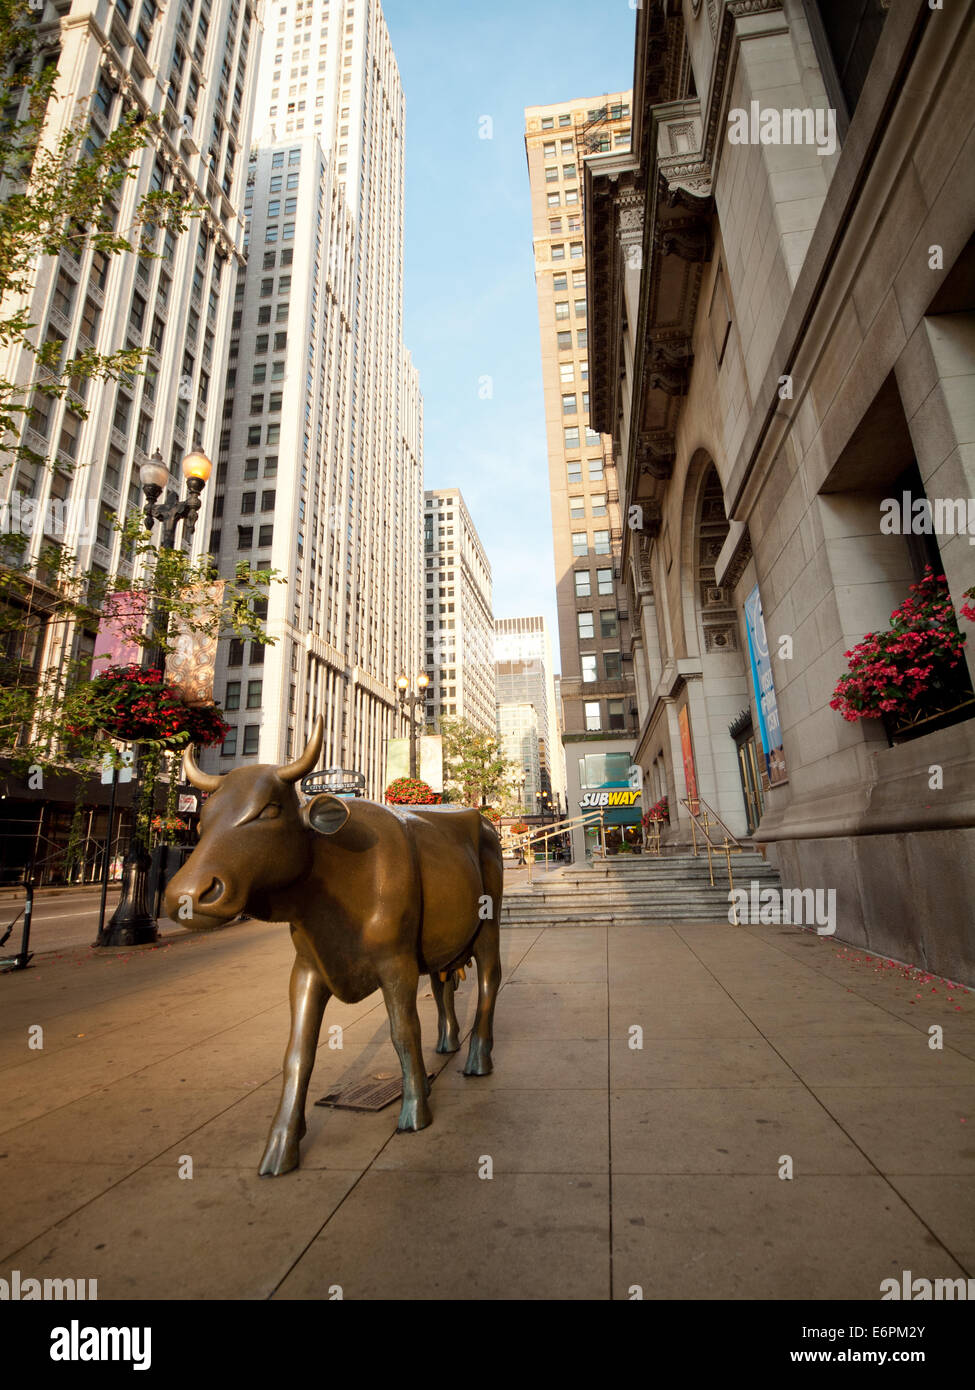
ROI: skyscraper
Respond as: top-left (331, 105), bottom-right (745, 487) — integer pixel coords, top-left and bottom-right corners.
top-left (494, 614), bottom-right (566, 815)
top-left (0, 0), bottom-right (263, 857)
top-left (423, 488), bottom-right (495, 735)
top-left (202, 0), bottom-right (423, 793)
top-left (524, 94), bottom-right (640, 850)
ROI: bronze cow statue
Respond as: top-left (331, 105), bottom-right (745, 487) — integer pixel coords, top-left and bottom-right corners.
top-left (164, 716), bottom-right (503, 1176)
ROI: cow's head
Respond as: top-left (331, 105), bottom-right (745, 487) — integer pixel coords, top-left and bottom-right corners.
top-left (164, 715), bottom-right (349, 928)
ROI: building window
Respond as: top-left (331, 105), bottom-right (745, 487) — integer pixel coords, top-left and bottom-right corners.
top-left (569, 496), bottom-right (585, 519)
top-left (585, 701), bottom-right (601, 732)
top-left (242, 725), bottom-right (260, 754)
top-left (591, 492), bottom-right (607, 516)
top-left (221, 727), bottom-right (238, 757)
top-left (225, 681), bottom-right (241, 710)
top-left (593, 530), bottom-right (610, 555)
top-left (588, 457), bottom-right (604, 481)
top-left (578, 611), bottom-right (594, 640)
top-left (240, 491), bottom-right (256, 514)
top-left (564, 426), bottom-right (580, 449)
top-left (554, 301), bottom-right (569, 320)
top-left (227, 638), bottom-right (245, 666)
top-left (575, 571), bottom-right (591, 598)
top-left (567, 461), bottom-right (582, 484)
top-left (597, 568), bottom-right (614, 595)
top-left (581, 654), bottom-right (597, 683)
top-left (556, 331), bottom-right (571, 350)
top-left (562, 393), bottom-right (577, 415)
top-left (600, 610), bottom-right (619, 639)
top-left (237, 525), bottom-right (253, 548)
top-left (604, 651), bottom-right (622, 679)
top-left (572, 532), bottom-right (588, 557)
top-left (246, 679), bottom-right (262, 709)
top-left (608, 700), bottom-right (625, 730)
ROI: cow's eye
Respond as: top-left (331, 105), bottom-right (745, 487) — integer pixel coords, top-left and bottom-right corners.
top-left (257, 803), bottom-right (280, 820)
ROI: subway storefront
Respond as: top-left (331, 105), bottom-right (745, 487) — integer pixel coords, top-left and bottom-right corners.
top-left (577, 751), bottom-right (642, 856)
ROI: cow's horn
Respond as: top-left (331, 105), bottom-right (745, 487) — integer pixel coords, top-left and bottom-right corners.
top-left (276, 713), bottom-right (324, 783)
top-left (183, 743), bottom-right (223, 792)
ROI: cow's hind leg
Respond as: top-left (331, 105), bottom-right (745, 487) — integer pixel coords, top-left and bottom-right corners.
top-left (430, 970), bottom-right (460, 1054)
top-left (379, 959), bottom-right (432, 1132)
top-left (464, 915), bottom-right (501, 1077)
top-left (259, 957), bottom-right (329, 1177)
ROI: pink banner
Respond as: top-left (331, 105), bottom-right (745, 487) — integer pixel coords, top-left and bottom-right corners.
top-left (91, 591), bottom-right (148, 677)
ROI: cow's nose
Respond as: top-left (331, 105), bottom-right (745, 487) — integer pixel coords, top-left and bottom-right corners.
top-left (198, 878), bottom-right (225, 906)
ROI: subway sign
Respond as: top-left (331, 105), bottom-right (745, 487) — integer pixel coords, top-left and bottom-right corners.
top-left (580, 789), bottom-right (642, 809)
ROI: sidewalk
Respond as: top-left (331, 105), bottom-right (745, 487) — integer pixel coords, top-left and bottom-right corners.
top-left (0, 916), bottom-right (972, 1300)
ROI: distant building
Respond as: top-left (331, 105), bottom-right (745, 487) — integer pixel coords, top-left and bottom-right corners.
top-left (496, 703), bottom-right (541, 817)
top-left (423, 489), bottom-right (496, 734)
top-left (494, 615), bottom-right (566, 816)
top-left (525, 92), bottom-right (640, 855)
top-left (203, 0), bottom-right (423, 794)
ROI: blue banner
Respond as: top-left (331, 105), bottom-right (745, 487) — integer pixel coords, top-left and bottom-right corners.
top-left (744, 585), bottom-right (788, 786)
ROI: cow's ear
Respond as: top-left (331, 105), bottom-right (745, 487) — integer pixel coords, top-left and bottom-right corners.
top-left (302, 793), bottom-right (350, 836)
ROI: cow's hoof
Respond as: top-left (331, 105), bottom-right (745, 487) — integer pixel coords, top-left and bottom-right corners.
top-left (436, 1034), bottom-right (460, 1055)
top-left (397, 1095), bottom-right (432, 1132)
top-left (463, 1041), bottom-right (493, 1076)
top-left (258, 1131), bottom-right (300, 1176)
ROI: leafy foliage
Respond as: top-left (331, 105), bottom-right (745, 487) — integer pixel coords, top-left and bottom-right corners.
top-left (439, 716), bottom-right (515, 809)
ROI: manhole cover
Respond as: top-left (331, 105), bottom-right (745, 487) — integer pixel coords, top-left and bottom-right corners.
top-left (315, 1073), bottom-right (435, 1112)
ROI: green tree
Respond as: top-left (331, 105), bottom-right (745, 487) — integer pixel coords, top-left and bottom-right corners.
top-left (0, 0), bottom-right (194, 477)
top-left (439, 716), bottom-right (515, 809)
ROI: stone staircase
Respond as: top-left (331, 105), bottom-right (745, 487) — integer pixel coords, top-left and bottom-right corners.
top-left (500, 850), bottom-right (784, 926)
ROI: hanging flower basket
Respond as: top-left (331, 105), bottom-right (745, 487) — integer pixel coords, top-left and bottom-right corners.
top-left (384, 777), bottom-right (440, 805)
top-left (480, 806), bottom-right (502, 824)
top-left (148, 811), bottom-right (187, 839)
top-left (829, 570), bottom-right (972, 735)
top-left (642, 796), bottom-right (668, 826)
top-left (66, 664), bottom-right (230, 748)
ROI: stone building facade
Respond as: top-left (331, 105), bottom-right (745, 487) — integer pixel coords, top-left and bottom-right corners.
top-left (586, 0), bottom-right (975, 981)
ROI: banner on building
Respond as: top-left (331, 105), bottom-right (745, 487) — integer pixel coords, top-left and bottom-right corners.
top-left (166, 582), bottom-right (225, 705)
top-left (678, 705), bottom-right (699, 815)
top-left (91, 591), bottom-right (149, 677)
top-left (744, 584), bottom-right (788, 787)
top-left (385, 735), bottom-right (444, 793)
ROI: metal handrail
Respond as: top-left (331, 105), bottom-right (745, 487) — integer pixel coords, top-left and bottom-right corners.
top-left (503, 811), bottom-right (607, 885)
top-left (679, 796), bottom-right (743, 923)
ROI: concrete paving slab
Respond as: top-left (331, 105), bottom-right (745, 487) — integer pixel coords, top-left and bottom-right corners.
top-left (610, 1035), bottom-right (802, 1090)
top-left (273, 1172), bottom-right (610, 1301)
top-left (0, 1161), bottom-right (134, 1262)
top-left (885, 1176), bottom-right (975, 1274)
top-left (4, 1166), bottom-right (360, 1300)
top-left (611, 1086), bottom-right (873, 1175)
top-left (767, 1032), bottom-right (975, 1088)
top-left (493, 980), bottom-right (608, 1040)
top-left (813, 1086), bottom-right (975, 1174)
top-left (611, 1174), bottom-right (967, 1299)
top-left (437, 1038), bottom-right (609, 1091)
top-left (373, 1086), bottom-right (608, 1174)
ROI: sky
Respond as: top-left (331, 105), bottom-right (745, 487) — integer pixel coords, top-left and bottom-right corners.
top-left (382, 0), bottom-right (637, 674)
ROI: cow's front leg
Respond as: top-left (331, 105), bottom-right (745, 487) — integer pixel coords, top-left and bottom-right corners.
top-left (380, 961), bottom-right (432, 1132)
top-left (259, 957), bottom-right (329, 1176)
top-left (430, 970), bottom-right (460, 1054)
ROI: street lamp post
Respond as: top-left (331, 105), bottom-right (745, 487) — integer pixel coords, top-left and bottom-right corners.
top-left (95, 446), bottom-right (212, 948)
top-left (396, 672), bottom-right (429, 779)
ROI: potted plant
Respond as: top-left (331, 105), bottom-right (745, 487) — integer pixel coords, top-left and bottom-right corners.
top-left (830, 569), bottom-right (974, 743)
top-left (384, 777), bottom-right (440, 805)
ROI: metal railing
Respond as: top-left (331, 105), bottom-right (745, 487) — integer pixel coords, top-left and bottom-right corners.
top-left (680, 796), bottom-right (744, 923)
top-left (504, 811), bottom-right (607, 886)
